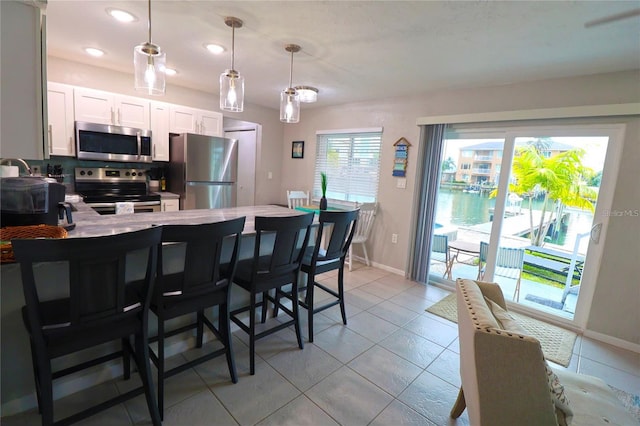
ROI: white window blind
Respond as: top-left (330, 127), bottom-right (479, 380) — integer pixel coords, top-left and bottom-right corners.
top-left (314, 130), bottom-right (382, 203)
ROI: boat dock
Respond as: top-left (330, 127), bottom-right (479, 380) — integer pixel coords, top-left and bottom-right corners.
top-left (468, 209), bottom-right (559, 237)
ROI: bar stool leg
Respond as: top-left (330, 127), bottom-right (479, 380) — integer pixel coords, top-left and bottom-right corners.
top-left (135, 331), bottom-right (162, 426)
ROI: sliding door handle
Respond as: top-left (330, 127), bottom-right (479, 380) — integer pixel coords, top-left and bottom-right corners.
top-left (590, 223), bottom-right (602, 244)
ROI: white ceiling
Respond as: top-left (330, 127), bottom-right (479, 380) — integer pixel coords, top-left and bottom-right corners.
top-left (45, 1), bottom-right (640, 110)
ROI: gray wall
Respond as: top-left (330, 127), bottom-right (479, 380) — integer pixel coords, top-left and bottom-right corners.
top-left (281, 70), bottom-right (640, 345)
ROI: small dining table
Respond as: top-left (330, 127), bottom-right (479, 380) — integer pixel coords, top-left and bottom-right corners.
top-left (445, 240), bottom-right (481, 280)
top-left (294, 205), bottom-right (342, 214)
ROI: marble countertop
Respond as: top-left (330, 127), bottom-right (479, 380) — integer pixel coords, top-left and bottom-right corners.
top-left (68, 202), bottom-right (311, 238)
top-left (152, 191), bottom-right (180, 199)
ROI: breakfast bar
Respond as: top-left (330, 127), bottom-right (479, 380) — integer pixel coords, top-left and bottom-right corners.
top-left (0, 203), bottom-right (311, 414)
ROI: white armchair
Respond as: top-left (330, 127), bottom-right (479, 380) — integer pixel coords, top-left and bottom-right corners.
top-left (452, 278), bottom-right (636, 425)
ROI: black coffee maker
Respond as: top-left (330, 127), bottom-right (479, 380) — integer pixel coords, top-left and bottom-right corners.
top-left (0, 177), bottom-right (74, 229)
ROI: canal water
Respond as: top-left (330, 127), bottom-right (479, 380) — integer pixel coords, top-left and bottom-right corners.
top-left (435, 190), bottom-right (594, 251)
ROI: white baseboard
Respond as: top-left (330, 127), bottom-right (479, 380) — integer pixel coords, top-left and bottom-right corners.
top-left (583, 329), bottom-right (640, 354)
top-left (369, 260), bottom-right (405, 276)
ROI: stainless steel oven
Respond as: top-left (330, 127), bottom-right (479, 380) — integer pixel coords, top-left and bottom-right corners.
top-left (75, 167), bottom-right (162, 215)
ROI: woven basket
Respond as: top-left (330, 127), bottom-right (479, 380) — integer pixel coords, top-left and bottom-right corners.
top-left (0, 225), bottom-right (68, 263)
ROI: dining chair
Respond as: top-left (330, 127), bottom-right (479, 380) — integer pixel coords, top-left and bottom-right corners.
top-left (275, 209), bottom-right (359, 342)
top-left (494, 247), bottom-right (525, 301)
top-left (477, 241), bottom-right (489, 279)
top-left (230, 213), bottom-right (314, 374)
top-left (287, 190), bottom-right (310, 209)
top-left (346, 201), bottom-right (377, 271)
top-left (12, 227), bottom-right (163, 426)
top-left (149, 217), bottom-right (245, 419)
top-left (476, 243), bottom-right (525, 301)
top-left (431, 234), bottom-right (451, 278)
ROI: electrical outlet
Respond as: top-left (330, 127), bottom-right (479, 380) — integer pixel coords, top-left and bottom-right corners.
top-left (391, 233), bottom-right (398, 244)
top-left (268, 171), bottom-right (273, 180)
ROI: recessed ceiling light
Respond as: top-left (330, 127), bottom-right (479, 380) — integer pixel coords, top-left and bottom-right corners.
top-left (107, 8), bottom-right (137, 23)
top-left (164, 67), bottom-right (177, 76)
top-left (84, 47), bottom-right (105, 57)
top-left (205, 43), bottom-right (225, 55)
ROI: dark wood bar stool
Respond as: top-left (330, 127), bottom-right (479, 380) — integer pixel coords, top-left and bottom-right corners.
top-left (230, 213), bottom-right (314, 375)
top-left (12, 227), bottom-right (163, 426)
top-left (276, 209), bottom-right (358, 342)
top-left (149, 218), bottom-right (245, 419)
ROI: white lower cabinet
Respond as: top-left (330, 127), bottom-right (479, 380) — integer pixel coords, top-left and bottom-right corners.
top-left (161, 199), bottom-right (179, 212)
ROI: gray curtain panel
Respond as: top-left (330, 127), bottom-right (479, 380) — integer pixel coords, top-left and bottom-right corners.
top-left (409, 124), bottom-right (447, 283)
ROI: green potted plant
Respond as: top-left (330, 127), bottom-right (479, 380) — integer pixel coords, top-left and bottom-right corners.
top-left (320, 172), bottom-right (328, 210)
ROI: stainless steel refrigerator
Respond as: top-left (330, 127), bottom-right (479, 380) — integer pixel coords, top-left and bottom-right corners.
top-left (168, 133), bottom-right (238, 210)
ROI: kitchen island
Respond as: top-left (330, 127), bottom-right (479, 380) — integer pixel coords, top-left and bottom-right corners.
top-left (1, 203), bottom-right (313, 416)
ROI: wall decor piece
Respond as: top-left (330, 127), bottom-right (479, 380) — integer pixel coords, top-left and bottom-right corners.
top-left (392, 137), bottom-right (411, 177)
top-left (292, 140), bottom-right (304, 158)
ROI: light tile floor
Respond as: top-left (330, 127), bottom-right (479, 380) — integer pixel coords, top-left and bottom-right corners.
top-left (4, 265), bottom-right (639, 425)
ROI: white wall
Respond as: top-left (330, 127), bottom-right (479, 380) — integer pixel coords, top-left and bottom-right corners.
top-left (47, 57), bottom-right (284, 205)
top-left (281, 70), bottom-right (640, 345)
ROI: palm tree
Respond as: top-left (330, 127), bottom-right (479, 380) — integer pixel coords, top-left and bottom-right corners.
top-left (496, 144), bottom-right (597, 246)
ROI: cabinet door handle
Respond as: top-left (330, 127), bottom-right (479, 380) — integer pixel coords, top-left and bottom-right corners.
top-left (69, 136), bottom-right (74, 153)
top-left (117, 108), bottom-right (121, 125)
top-left (110, 107), bottom-right (115, 124)
top-left (153, 144), bottom-right (156, 158)
top-left (200, 120), bottom-right (205, 134)
top-left (48, 125), bottom-right (53, 153)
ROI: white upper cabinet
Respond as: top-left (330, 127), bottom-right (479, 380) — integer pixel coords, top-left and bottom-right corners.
top-left (169, 105), bottom-right (222, 137)
top-left (116, 95), bottom-right (150, 129)
top-left (74, 87), bottom-right (150, 129)
top-left (150, 101), bottom-right (170, 161)
top-left (46, 82), bottom-right (75, 156)
top-left (1, 1), bottom-right (46, 160)
top-left (199, 110), bottom-right (222, 137)
top-left (169, 105), bottom-right (197, 134)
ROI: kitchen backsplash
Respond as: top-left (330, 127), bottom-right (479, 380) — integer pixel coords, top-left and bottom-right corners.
top-left (26, 156), bottom-right (167, 193)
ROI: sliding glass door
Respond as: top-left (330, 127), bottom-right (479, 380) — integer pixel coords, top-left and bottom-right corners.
top-left (429, 123), bottom-right (623, 324)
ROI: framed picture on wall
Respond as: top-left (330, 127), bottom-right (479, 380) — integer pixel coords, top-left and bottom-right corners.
top-left (292, 141), bottom-right (304, 158)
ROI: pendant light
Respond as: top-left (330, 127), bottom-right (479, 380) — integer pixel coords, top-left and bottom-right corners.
top-left (280, 44), bottom-right (301, 123)
top-left (134, 0), bottom-right (166, 95)
top-left (220, 17), bottom-right (244, 112)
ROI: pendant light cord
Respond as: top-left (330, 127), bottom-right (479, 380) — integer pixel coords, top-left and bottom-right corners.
top-left (147, 0), bottom-right (152, 44)
top-left (230, 22), bottom-right (236, 70)
top-left (288, 49), bottom-right (294, 89)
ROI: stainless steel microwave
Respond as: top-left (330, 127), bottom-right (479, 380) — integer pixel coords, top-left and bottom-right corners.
top-left (75, 121), bottom-right (152, 163)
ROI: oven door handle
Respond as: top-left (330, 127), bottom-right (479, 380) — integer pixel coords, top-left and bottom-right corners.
top-left (87, 201), bottom-right (161, 208)
top-left (131, 201), bottom-right (161, 207)
top-left (136, 131), bottom-right (141, 159)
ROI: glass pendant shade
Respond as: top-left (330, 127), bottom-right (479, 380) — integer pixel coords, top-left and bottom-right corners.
top-left (134, 42), bottom-right (166, 95)
top-left (220, 69), bottom-right (244, 112)
top-left (280, 88), bottom-right (300, 123)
